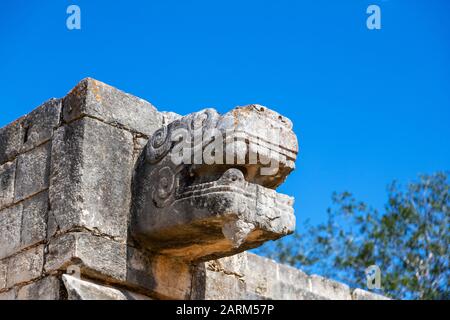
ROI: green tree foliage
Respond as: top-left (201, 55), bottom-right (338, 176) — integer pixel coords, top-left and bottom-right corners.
top-left (257, 172), bottom-right (449, 299)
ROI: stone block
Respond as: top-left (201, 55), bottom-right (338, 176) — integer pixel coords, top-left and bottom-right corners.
top-left (21, 191), bottom-right (48, 248)
top-left (200, 253), bottom-right (335, 300)
top-left (62, 275), bottom-right (151, 300)
top-left (0, 118), bottom-right (25, 165)
top-left (49, 117), bottom-right (133, 240)
top-left (204, 270), bottom-right (246, 300)
top-left (17, 276), bottom-right (61, 300)
top-left (45, 233), bottom-right (127, 282)
top-left (202, 253), bottom-right (313, 300)
top-left (45, 234), bottom-right (192, 299)
top-left (0, 288), bottom-right (16, 300)
top-left (0, 204), bottom-right (23, 259)
top-left (352, 288), bottom-right (390, 300)
top-left (0, 260), bottom-right (7, 289)
top-left (206, 252), bottom-right (248, 279)
top-left (0, 160), bottom-right (16, 209)
top-left (275, 263), bottom-right (311, 299)
top-left (124, 247), bottom-right (154, 290)
top-left (0, 98), bottom-right (61, 166)
top-left (14, 142), bottom-right (51, 202)
top-left (6, 245), bottom-right (44, 287)
top-left (21, 98), bottom-right (62, 153)
top-left (277, 262), bottom-right (310, 288)
top-left (62, 78), bottom-right (163, 136)
top-left (48, 121), bottom-right (84, 238)
top-left (309, 274), bottom-right (351, 300)
top-left (77, 233), bottom-right (127, 281)
top-left (44, 233), bottom-right (76, 272)
top-left (126, 248), bottom-right (193, 299)
top-left (146, 255), bottom-right (192, 300)
top-left (245, 253), bottom-right (279, 297)
top-left (274, 282), bottom-right (312, 300)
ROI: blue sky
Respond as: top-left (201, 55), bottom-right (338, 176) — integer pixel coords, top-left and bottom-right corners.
top-left (1, 0), bottom-right (449, 226)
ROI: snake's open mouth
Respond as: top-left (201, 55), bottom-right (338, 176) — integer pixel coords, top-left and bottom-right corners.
top-left (131, 105), bottom-right (298, 261)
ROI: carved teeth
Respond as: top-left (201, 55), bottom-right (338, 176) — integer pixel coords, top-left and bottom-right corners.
top-left (178, 169), bottom-right (294, 211)
top-left (222, 219), bottom-right (255, 248)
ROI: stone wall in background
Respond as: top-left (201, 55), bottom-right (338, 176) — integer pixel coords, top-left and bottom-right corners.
top-left (0, 79), bottom-right (387, 300)
top-left (199, 253), bottom-right (387, 300)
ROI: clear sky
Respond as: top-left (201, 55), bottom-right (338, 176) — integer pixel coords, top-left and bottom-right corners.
top-left (1, 0), bottom-right (449, 225)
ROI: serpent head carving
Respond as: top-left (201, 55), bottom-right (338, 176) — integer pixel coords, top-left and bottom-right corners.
top-left (131, 105), bottom-right (298, 261)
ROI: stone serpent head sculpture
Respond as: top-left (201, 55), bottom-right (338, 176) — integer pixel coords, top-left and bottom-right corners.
top-left (131, 105), bottom-right (298, 261)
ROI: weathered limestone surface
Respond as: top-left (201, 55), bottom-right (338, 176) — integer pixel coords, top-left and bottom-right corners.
top-left (21, 191), bottom-right (48, 248)
top-left (352, 288), bottom-right (390, 300)
top-left (62, 78), bottom-right (162, 136)
top-left (21, 98), bottom-right (62, 153)
top-left (0, 204), bottom-right (22, 259)
top-left (6, 245), bottom-right (44, 287)
top-left (14, 142), bottom-right (51, 202)
top-left (49, 117), bottom-right (134, 240)
top-left (309, 274), bottom-right (351, 300)
top-left (0, 160), bottom-right (16, 208)
top-left (0, 288), bottom-right (16, 300)
top-left (45, 232), bottom-right (127, 281)
top-left (0, 98), bottom-right (61, 165)
top-left (0, 119), bottom-right (23, 166)
top-left (0, 192), bottom-right (49, 260)
top-left (0, 78), bottom-right (388, 300)
top-left (0, 261), bottom-right (7, 290)
top-left (62, 275), bottom-right (150, 300)
top-left (17, 276), bottom-right (61, 300)
top-left (201, 253), bottom-right (382, 300)
top-left (42, 231), bottom-right (192, 299)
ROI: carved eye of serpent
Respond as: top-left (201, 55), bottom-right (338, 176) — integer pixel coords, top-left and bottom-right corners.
top-left (152, 166), bottom-right (175, 208)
